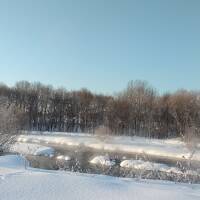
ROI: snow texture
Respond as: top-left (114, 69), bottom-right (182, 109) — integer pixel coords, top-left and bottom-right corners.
top-left (17, 133), bottom-right (200, 161)
top-left (1, 155), bottom-right (200, 200)
top-left (90, 155), bottom-right (115, 166)
top-left (9, 142), bottom-right (55, 157)
top-left (56, 155), bottom-right (71, 161)
top-left (120, 159), bottom-right (182, 173)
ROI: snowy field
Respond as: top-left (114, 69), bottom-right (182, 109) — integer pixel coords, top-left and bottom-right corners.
top-left (1, 155), bottom-right (200, 200)
top-left (17, 132), bottom-right (200, 161)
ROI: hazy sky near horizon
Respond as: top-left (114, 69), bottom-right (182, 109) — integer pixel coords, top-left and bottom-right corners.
top-left (0, 0), bottom-right (200, 94)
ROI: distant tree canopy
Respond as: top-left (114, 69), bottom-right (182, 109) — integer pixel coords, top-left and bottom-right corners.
top-left (0, 80), bottom-right (200, 138)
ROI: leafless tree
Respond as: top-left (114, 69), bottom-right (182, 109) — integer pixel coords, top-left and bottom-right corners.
top-left (0, 80), bottom-right (200, 139)
top-left (0, 97), bottom-right (24, 151)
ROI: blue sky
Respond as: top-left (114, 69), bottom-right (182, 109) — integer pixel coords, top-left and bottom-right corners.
top-left (0, 0), bottom-right (199, 94)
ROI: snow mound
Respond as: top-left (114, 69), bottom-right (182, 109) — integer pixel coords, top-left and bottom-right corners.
top-left (90, 155), bottom-right (115, 166)
top-left (56, 155), bottom-right (71, 161)
top-left (10, 142), bottom-right (55, 157)
top-left (120, 160), bottom-right (181, 173)
top-left (33, 146), bottom-right (54, 157)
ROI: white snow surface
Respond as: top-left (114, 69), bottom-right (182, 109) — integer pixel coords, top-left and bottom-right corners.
top-left (17, 133), bottom-right (200, 161)
top-left (0, 155), bottom-right (26, 170)
top-left (90, 155), bottom-right (115, 166)
top-left (120, 159), bottom-right (181, 173)
top-left (56, 155), bottom-right (71, 161)
top-left (1, 155), bottom-right (200, 200)
top-left (9, 142), bottom-right (55, 157)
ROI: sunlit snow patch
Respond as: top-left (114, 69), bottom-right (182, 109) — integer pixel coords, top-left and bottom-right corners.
top-left (120, 159), bottom-right (182, 173)
top-left (90, 155), bottom-right (115, 166)
top-left (56, 155), bottom-right (71, 161)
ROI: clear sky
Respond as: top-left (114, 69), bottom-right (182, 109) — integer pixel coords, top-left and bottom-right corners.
top-left (0, 0), bottom-right (199, 94)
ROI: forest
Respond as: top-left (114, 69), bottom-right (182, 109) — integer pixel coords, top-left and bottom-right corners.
top-left (0, 80), bottom-right (200, 138)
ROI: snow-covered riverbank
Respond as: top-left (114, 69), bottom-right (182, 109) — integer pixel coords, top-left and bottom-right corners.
top-left (9, 142), bottom-right (55, 157)
top-left (17, 133), bottom-right (200, 161)
top-left (1, 155), bottom-right (200, 200)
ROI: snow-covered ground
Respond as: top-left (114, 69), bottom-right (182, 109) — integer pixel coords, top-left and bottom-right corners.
top-left (120, 159), bottom-right (199, 176)
top-left (17, 133), bottom-right (200, 161)
top-left (120, 159), bottom-right (180, 172)
top-left (1, 155), bottom-right (200, 200)
top-left (90, 155), bottom-right (115, 166)
top-left (9, 142), bottom-right (55, 157)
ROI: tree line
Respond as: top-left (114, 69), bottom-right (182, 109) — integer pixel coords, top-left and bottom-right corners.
top-left (0, 80), bottom-right (200, 138)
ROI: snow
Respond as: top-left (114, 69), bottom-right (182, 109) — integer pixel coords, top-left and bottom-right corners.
top-left (0, 155), bottom-right (26, 169)
top-left (90, 155), bottom-right (115, 166)
top-left (23, 130), bottom-right (93, 137)
top-left (0, 155), bottom-right (27, 175)
top-left (56, 155), bottom-right (71, 161)
top-left (120, 159), bottom-right (181, 173)
top-left (1, 155), bottom-right (200, 200)
top-left (17, 133), bottom-right (200, 161)
top-left (9, 142), bottom-right (55, 157)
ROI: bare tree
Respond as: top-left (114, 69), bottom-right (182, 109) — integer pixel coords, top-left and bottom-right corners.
top-left (0, 80), bottom-right (200, 139)
top-left (0, 97), bottom-right (23, 151)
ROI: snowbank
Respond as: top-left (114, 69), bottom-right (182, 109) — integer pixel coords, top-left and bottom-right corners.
top-left (16, 134), bottom-right (200, 161)
top-left (120, 159), bottom-right (199, 176)
top-left (90, 155), bottom-right (115, 166)
top-left (120, 160), bottom-right (180, 173)
top-left (10, 142), bottom-right (55, 157)
top-left (0, 155), bottom-right (200, 200)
